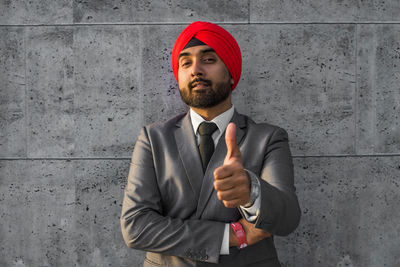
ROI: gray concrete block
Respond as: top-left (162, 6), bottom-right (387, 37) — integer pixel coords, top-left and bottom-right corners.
top-left (0, 159), bottom-right (145, 266)
top-left (73, 26), bottom-right (142, 157)
top-left (0, 0), bottom-right (72, 25)
top-left (26, 27), bottom-right (75, 158)
top-left (0, 160), bottom-right (77, 266)
top-left (250, 0), bottom-right (400, 22)
top-left (358, 0), bottom-right (400, 21)
top-left (0, 27), bottom-right (26, 157)
top-left (140, 25), bottom-right (188, 125)
top-left (232, 24), bottom-right (356, 156)
top-left (73, 159), bottom-right (145, 266)
top-left (26, 26), bottom-right (142, 158)
top-left (73, 0), bottom-right (249, 23)
top-left (275, 156), bottom-right (400, 267)
top-left (356, 25), bottom-right (400, 154)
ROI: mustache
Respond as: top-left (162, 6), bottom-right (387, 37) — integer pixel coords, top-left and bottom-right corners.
top-left (189, 78), bottom-right (212, 90)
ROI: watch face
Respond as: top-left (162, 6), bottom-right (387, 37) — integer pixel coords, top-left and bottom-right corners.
top-left (249, 173), bottom-right (260, 203)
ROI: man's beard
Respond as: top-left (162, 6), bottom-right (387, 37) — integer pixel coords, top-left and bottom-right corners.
top-left (179, 78), bottom-right (231, 108)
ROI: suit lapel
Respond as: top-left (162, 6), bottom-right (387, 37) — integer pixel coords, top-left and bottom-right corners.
top-left (196, 110), bottom-right (247, 218)
top-left (174, 112), bottom-right (204, 201)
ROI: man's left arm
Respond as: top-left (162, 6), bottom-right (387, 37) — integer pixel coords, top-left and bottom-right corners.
top-left (214, 123), bottom-right (301, 237)
top-left (251, 126), bottom-right (301, 236)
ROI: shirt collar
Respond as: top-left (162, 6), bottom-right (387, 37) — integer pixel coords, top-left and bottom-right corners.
top-left (190, 105), bottom-right (235, 136)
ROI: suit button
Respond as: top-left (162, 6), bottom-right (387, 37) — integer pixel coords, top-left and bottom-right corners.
top-left (185, 249), bottom-right (193, 259)
top-left (200, 255), bottom-right (208, 261)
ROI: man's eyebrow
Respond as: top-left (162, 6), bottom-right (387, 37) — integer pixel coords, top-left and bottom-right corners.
top-left (178, 52), bottom-right (190, 60)
top-left (178, 48), bottom-right (216, 60)
top-left (199, 48), bottom-right (215, 54)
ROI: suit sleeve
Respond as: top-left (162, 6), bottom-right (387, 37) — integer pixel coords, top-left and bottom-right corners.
top-left (120, 127), bottom-right (225, 263)
top-left (248, 127), bottom-right (301, 236)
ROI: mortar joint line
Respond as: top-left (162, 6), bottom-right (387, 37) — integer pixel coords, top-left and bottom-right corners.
top-left (1, 154), bottom-right (400, 161)
top-left (354, 24), bottom-right (358, 155)
top-left (1, 22), bottom-right (400, 27)
top-left (24, 27), bottom-right (28, 159)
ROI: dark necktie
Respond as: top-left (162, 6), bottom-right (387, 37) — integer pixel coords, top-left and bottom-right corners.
top-left (198, 122), bottom-right (218, 171)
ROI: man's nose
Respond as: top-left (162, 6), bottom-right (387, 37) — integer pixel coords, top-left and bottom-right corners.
top-left (191, 60), bottom-right (204, 77)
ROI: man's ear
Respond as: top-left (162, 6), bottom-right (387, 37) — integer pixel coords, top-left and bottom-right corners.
top-left (230, 77), bottom-right (234, 85)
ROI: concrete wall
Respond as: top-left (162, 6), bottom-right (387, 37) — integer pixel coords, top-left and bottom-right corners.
top-left (0, 1), bottom-right (399, 266)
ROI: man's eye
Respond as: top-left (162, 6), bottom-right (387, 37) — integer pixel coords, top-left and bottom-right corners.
top-left (204, 57), bottom-right (215, 62)
top-left (181, 61), bottom-right (191, 67)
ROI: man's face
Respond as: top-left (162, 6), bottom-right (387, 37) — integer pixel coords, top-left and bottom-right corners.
top-left (177, 45), bottom-right (234, 108)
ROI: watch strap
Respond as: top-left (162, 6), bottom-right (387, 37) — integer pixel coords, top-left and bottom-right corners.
top-left (230, 222), bottom-right (248, 249)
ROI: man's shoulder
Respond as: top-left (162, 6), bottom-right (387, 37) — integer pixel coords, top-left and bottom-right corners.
top-left (144, 112), bottom-right (188, 132)
top-left (238, 112), bottom-right (289, 140)
top-left (239, 113), bottom-right (284, 132)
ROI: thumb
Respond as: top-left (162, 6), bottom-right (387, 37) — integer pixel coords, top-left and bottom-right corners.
top-left (225, 122), bottom-right (240, 162)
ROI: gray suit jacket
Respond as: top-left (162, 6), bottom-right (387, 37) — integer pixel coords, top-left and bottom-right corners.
top-left (121, 110), bottom-right (301, 266)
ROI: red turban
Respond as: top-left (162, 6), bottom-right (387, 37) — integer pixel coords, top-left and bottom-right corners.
top-left (172, 21), bottom-right (242, 90)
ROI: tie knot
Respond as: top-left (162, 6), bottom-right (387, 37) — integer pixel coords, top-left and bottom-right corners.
top-left (198, 122), bottom-right (218, 136)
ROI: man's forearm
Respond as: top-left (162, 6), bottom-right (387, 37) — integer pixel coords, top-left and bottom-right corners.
top-left (121, 203), bottom-right (226, 263)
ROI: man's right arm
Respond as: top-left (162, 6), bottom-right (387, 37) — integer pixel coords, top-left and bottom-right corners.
top-left (120, 127), bottom-right (225, 264)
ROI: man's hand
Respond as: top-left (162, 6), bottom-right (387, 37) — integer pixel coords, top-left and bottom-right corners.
top-left (229, 218), bottom-right (272, 247)
top-left (239, 218), bottom-right (271, 245)
top-left (214, 123), bottom-right (251, 208)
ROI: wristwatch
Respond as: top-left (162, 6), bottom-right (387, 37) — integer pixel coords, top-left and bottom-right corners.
top-left (243, 170), bottom-right (260, 208)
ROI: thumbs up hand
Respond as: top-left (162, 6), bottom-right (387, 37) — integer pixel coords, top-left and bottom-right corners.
top-left (214, 123), bottom-right (251, 208)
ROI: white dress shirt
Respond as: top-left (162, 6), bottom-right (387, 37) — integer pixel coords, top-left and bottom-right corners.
top-left (189, 106), bottom-right (261, 255)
